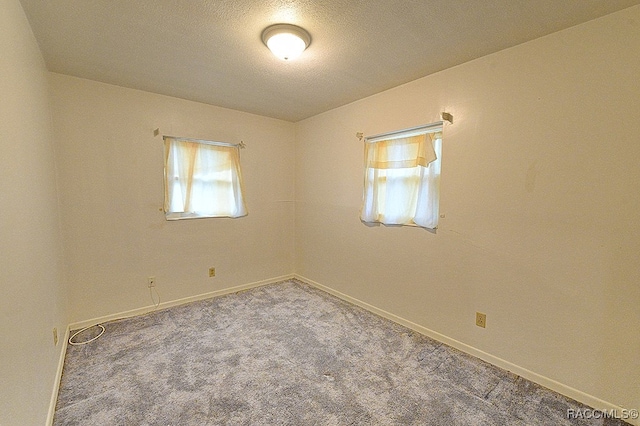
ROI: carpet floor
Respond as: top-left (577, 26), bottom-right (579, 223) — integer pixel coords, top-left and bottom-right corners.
top-left (54, 279), bottom-right (629, 425)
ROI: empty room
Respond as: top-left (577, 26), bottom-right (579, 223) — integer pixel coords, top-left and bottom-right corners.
top-left (1, 0), bottom-right (639, 425)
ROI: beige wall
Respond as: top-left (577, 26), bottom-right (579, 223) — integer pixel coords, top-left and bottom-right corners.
top-left (49, 74), bottom-right (295, 323)
top-left (6, 1), bottom-right (638, 422)
top-left (0, 1), bottom-right (68, 425)
top-left (295, 6), bottom-right (640, 413)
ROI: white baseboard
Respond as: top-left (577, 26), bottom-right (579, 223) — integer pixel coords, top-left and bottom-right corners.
top-left (295, 274), bottom-right (638, 426)
top-left (69, 274), bottom-right (294, 331)
top-left (47, 326), bottom-right (70, 426)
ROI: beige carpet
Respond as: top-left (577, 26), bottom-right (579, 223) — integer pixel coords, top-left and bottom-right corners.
top-left (54, 279), bottom-right (628, 425)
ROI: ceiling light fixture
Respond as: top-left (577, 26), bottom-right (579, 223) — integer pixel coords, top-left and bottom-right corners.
top-left (262, 24), bottom-right (311, 61)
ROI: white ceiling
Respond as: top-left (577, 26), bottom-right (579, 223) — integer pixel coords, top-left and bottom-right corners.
top-left (20, 0), bottom-right (639, 122)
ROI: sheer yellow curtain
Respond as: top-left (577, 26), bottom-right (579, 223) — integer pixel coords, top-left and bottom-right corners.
top-left (361, 131), bottom-right (442, 229)
top-left (164, 138), bottom-right (247, 220)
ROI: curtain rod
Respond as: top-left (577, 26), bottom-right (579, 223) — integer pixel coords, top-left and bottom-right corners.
top-left (361, 121), bottom-right (443, 143)
top-left (162, 135), bottom-right (246, 149)
top-left (356, 112), bottom-right (453, 142)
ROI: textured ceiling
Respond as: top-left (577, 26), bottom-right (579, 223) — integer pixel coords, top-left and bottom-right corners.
top-left (19, 0), bottom-right (640, 122)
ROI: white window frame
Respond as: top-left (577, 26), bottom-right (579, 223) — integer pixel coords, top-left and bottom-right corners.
top-left (360, 122), bottom-right (442, 229)
top-left (163, 137), bottom-right (247, 220)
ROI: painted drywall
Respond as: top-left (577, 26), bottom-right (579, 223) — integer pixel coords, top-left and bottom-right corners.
top-left (0, 1), bottom-right (68, 425)
top-left (49, 74), bottom-right (295, 324)
top-left (295, 6), bottom-right (640, 413)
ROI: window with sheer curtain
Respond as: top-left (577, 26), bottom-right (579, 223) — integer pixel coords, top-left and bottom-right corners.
top-left (163, 137), bottom-right (247, 220)
top-left (360, 125), bottom-right (442, 229)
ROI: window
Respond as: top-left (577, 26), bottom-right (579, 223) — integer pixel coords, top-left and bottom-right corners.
top-left (163, 137), bottom-right (247, 220)
top-left (360, 124), bottom-right (442, 229)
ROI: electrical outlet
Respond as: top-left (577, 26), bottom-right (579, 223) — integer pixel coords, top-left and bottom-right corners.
top-left (148, 276), bottom-right (156, 288)
top-left (53, 328), bottom-right (58, 346)
top-left (476, 312), bottom-right (487, 328)
top-left (208, 267), bottom-right (216, 277)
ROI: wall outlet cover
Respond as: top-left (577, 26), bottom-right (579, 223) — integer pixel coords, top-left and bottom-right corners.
top-left (476, 312), bottom-right (487, 328)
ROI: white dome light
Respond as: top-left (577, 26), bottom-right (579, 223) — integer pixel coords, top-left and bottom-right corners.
top-left (262, 24), bottom-right (311, 61)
